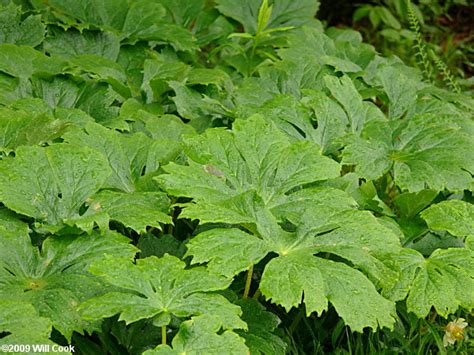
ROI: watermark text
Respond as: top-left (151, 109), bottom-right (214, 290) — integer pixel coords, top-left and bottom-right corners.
top-left (1, 344), bottom-right (75, 353)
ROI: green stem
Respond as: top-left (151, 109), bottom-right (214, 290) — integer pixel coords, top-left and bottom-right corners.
top-left (252, 288), bottom-right (261, 299)
top-left (247, 35), bottom-right (260, 76)
top-left (288, 309), bottom-right (303, 335)
top-left (161, 325), bottom-right (167, 345)
top-left (243, 265), bottom-right (253, 299)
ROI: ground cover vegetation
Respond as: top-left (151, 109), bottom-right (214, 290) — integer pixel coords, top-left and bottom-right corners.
top-left (0, 0), bottom-right (472, 354)
top-left (320, 0), bottom-right (473, 91)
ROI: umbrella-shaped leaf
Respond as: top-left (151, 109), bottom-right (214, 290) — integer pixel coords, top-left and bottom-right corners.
top-left (260, 253), bottom-right (396, 332)
top-left (343, 115), bottom-right (473, 191)
top-left (386, 248), bottom-right (474, 318)
top-left (64, 122), bottom-right (180, 192)
top-left (0, 231), bottom-right (137, 340)
top-left (80, 254), bottom-right (246, 330)
top-left (160, 115), bottom-right (340, 224)
top-left (186, 195), bottom-right (401, 332)
top-left (0, 144), bottom-right (110, 230)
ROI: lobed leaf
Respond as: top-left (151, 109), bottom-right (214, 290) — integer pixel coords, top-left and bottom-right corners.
top-left (387, 248), bottom-right (474, 318)
top-left (0, 231), bottom-right (137, 340)
top-left (343, 115), bottom-right (474, 192)
top-left (144, 315), bottom-right (248, 355)
top-left (0, 301), bottom-right (54, 346)
top-left (0, 144), bottom-right (110, 230)
top-left (80, 254), bottom-right (246, 330)
top-left (160, 115), bottom-right (340, 225)
top-left (421, 200), bottom-right (474, 238)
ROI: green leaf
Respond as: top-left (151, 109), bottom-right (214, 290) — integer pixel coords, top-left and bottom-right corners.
top-left (302, 90), bottom-right (348, 154)
top-left (194, 14), bottom-right (234, 45)
top-left (235, 299), bottom-right (287, 355)
top-left (2, 1), bottom-right (473, 348)
top-left (75, 82), bottom-right (122, 123)
top-left (296, 207), bottom-right (401, 292)
top-left (393, 190), bottom-right (438, 218)
top-left (0, 44), bottom-right (64, 79)
top-left (341, 120), bottom-right (393, 181)
top-left (260, 251), bottom-right (396, 332)
top-left (78, 190), bottom-right (172, 233)
top-left (80, 254), bottom-right (246, 330)
top-left (63, 122), bottom-right (177, 192)
top-left (278, 25), bottom-right (335, 66)
top-left (379, 28), bottom-right (401, 42)
top-left (278, 26), bottom-right (375, 81)
top-left (121, 0), bottom-right (167, 39)
top-left (270, 187), bottom-right (357, 225)
top-left (168, 81), bottom-right (224, 120)
top-left (143, 315), bottom-right (248, 355)
top-left (28, 81), bottom-right (111, 128)
top-left (376, 65), bottom-right (419, 119)
top-left (141, 58), bottom-right (190, 102)
top-left (0, 207), bottom-right (29, 238)
top-left (421, 200), bottom-right (474, 238)
top-left (122, 0), bottom-right (197, 52)
top-left (67, 54), bottom-right (130, 97)
top-left (0, 106), bottom-right (70, 152)
top-left (138, 234), bottom-right (184, 259)
top-left (324, 75), bottom-right (384, 135)
top-left (387, 248), bottom-right (474, 317)
top-left (0, 71), bottom-right (23, 105)
top-left (0, 231), bottom-right (137, 340)
top-left (0, 301), bottom-right (54, 345)
top-left (236, 94), bottom-right (319, 143)
top-left (321, 55), bottom-right (362, 73)
top-left (144, 114), bottom-right (195, 142)
top-left (44, 28), bottom-right (120, 61)
top-left (130, 22), bottom-right (198, 52)
top-left (257, 0), bottom-right (272, 34)
top-left (186, 228), bottom-right (271, 278)
top-left (260, 252), bottom-right (328, 317)
top-left (0, 3), bottom-right (45, 47)
top-left (378, 6), bottom-right (401, 29)
top-left (369, 8), bottom-right (381, 28)
top-left (187, 68), bottom-right (232, 88)
top-left (0, 144), bottom-right (110, 230)
top-left (343, 115), bottom-right (473, 191)
top-left (157, 0), bottom-right (206, 27)
top-left (30, 77), bottom-right (81, 109)
top-left (47, 1), bottom-right (197, 51)
top-left (216, 0), bottom-right (319, 34)
top-left (186, 194), bottom-right (400, 331)
top-left (160, 115), bottom-right (340, 224)
top-left (406, 232), bottom-right (465, 257)
top-left (48, 0), bottom-right (129, 31)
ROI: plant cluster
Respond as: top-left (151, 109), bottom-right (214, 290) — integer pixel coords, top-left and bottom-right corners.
top-left (0, 0), bottom-right (473, 354)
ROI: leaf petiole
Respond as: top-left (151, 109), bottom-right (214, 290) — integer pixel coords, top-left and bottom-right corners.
top-left (243, 265), bottom-right (254, 299)
top-left (161, 325), bottom-right (167, 345)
